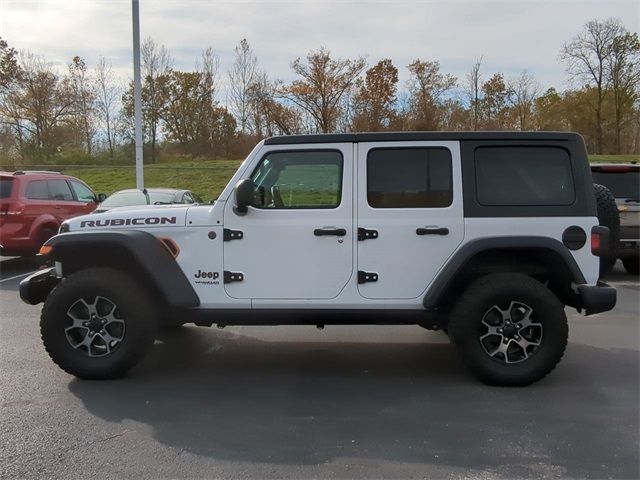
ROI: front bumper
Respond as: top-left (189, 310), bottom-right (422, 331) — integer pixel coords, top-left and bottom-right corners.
top-left (577, 281), bottom-right (616, 315)
top-left (19, 267), bottom-right (60, 305)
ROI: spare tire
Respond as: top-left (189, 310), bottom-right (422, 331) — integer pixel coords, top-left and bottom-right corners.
top-left (594, 184), bottom-right (620, 278)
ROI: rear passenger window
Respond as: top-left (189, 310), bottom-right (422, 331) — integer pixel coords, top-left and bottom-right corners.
top-left (475, 147), bottom-right (575, 206)
top-left (25, 180), bottom-right (49, 200)
top-left (367, 148), bottom-right (453, 208)
top-left (47, 180), bottom-right (74, 201)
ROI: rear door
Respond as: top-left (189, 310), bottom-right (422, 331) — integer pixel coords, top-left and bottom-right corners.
top-left (47, 179), bottom-right (77, 219)
top-left (356, 141), bottom-right (464, 299)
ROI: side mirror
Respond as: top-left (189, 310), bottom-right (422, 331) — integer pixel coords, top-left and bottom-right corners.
top-left (96, 193), bottom-right (107, 203)
top-left (234, 179), bottom-right (257, 215)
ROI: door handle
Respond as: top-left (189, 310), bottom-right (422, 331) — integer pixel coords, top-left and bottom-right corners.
top-left (314, 228), bottom-right (346, 237)
top-left (416, 227), bottom-right (449, 236)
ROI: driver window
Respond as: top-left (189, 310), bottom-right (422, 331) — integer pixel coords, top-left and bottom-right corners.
top-left (250, 150), bottom-right (343, 209)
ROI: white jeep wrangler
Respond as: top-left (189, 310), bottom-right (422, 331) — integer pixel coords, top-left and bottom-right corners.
top-left (21, 132), bottom-right (617, 385)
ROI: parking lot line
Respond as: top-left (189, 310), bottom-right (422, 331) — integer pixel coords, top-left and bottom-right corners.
top-left (0, 271), bottom-right (37, 284)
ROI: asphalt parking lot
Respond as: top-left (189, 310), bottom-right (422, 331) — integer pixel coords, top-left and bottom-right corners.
top-left (1, 257), bottom-right (638, 479)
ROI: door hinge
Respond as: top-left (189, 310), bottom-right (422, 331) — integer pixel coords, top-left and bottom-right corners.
top-left (358, 271), bottom-right (379, 284)
top-left (223, 229), bottom-right (243, 241)
top-left (358, 228), bottom-right (379, 241)
top-left (224, 271), bottom-right (244, 283)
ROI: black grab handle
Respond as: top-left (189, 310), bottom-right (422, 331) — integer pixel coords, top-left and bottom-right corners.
top-left (416, 227), bottom-right (449, 236)
top-left (314, 228), bottom-right (347, 237)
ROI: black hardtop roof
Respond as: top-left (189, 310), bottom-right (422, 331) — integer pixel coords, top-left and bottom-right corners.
top-left (264, 131), bottom-right (582, 145)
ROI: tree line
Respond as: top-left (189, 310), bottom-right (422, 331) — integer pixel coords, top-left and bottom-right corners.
top-left (0, 17), bottom-right (638, 165)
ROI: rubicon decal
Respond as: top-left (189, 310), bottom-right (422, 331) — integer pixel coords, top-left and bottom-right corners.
top-left (80, 217), bottom-right (177, 227)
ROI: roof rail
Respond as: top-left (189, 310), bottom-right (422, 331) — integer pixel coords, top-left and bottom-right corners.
top-left (13, 170), bottom-right (62, 175)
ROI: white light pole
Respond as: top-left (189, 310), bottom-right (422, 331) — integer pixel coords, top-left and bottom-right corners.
top-left (132, 0), bottom-right (144, 190)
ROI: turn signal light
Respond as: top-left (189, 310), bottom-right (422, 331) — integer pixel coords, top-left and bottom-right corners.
top-left (39, 245), bottom-right (53, 256)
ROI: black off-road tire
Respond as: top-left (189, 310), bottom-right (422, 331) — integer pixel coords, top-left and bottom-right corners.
top-left (449, 273), bottom-right (568, 386)
top-left (41, 268), bottom-right (157, 379)
top-left (622, 256), bottom-right (639, 275)
top-left (594, 184), bottom-right (620, 278)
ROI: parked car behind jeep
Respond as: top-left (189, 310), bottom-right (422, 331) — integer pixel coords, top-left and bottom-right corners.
top-left (0, 171), bottom-right (104, 256)
top-left (591, 164), bottom-right (640, 274)
top-left (95, 188), bottom-right (203, 213)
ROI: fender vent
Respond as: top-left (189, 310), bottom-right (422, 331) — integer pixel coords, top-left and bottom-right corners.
top-left (158, 237), bottom-right (180, 258)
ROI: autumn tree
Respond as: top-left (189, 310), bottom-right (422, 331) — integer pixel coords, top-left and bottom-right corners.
top-left (351, 58), bottom-right (398, 132)
top-left (534, 88), bottom-right (568, 131)
top-left (228, 38), bottom-right (258, 134)
top-left (481, 73), bottom-right (510, 129)
top-left (1, 53), bottom-right (75, 160)
top-left (123, 38), bottom-right (173, 161)
top-left (282, 47), bottom-right (366, 133)
top-left (406, 59), bottom-right (457, 130)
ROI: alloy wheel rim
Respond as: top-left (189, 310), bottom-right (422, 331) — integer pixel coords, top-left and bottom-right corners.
top-left (479, 301), bottom-right (543, 364)
top-left (64, 296), bottom-right (125, 357)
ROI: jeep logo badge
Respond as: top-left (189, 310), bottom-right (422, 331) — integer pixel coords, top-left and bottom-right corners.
top-left (194, 270), bottom-right (220, 286)
top-left (195, 270), bottom-right (219, 280)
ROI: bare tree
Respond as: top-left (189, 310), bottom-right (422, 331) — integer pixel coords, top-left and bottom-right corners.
top-left (94, 56), bottom-right (119, 157)
top-left (141, 37), bottom-right (172, 162)
top-left (466, 57), bottom-right (483, 130)
top-left (228, 39), bottom-right (257, 134)
top-left (560, 18), bottom-right (619, 153)
top-left (508, 70), bottom-right (540, 130)
top-left (607, 27), bottom-right (640, 153)
top-left (281, 47), bottom-right (366, 133)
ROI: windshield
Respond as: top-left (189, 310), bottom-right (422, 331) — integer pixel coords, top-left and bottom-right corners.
top-left (592, 171), bottom-right (640, 199)
top-left (0, 178), bottom-right (14, 199)
top-left (101, 191), bottom-right (176, 207)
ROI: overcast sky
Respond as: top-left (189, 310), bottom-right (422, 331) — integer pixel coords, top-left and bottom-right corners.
top-left (1, 0), bottom-right (638, 99)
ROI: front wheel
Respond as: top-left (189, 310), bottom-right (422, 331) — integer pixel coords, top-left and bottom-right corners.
top-left (41, 268), bottom-right (157, 379)
top-left (449, 273), bottom-right (568, 386)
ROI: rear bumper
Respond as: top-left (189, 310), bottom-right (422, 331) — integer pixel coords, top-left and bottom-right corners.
top-left (577, 281), bottom-right (616, 315)
top-left (19, 267), bottom-right (60, 305)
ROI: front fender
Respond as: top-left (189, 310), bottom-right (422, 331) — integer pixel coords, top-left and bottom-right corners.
top-left (42, 230), bottom-right (200, 308)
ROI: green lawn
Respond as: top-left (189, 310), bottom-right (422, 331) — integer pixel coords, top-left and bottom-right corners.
top-left (589, 154), bottom-right (640, 163)
top-left (62, 160), bottom-right (243, 201)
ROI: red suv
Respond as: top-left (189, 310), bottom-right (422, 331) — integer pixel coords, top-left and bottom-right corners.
top-left (0, 171), bottom-right (103, 256)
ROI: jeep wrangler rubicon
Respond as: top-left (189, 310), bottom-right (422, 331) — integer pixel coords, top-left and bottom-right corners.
top-left (20, 132), bottom-right (617, 386)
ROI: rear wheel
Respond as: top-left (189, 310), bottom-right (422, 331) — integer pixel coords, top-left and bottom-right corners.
top-left (41, 268), bottom-right (157, 379)
top-left (622, 256), bottom-right (639, 275)
top-left (594, 184), bottom-right (620, 278)
top-left (449, 273), bottom-right (568, 386)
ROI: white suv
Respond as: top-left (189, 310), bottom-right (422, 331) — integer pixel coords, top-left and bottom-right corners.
top-left (21, 132), bottom-right (616, 385)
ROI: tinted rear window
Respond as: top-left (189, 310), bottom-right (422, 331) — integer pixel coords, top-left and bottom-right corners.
top-left (0, 178), bottom-right (13, 198)
top-left (367, 148), bottom-right (453, 208)
top-left (25, 180), bottom-right (49, 200)
top-left (475, 146), bottom-right (575, 206)
top-left (591, 171), bottom-right (639, 199)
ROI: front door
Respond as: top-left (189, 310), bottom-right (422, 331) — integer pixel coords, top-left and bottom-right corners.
top-left (223, 145), bottom-right (353, 300)
top-left (356, 141), bottom-right (464, 299)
